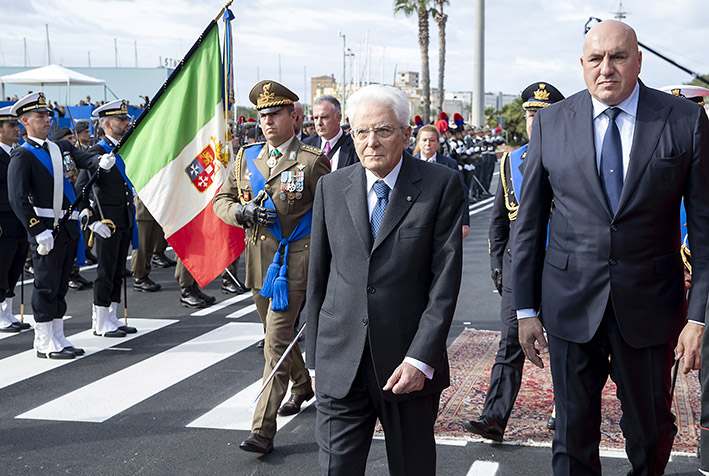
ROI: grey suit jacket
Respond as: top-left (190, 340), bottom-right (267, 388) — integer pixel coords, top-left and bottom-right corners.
top-left (511, 81), bottom-right (709, 347)
top-left (304, 152), bottom-right (464, 401)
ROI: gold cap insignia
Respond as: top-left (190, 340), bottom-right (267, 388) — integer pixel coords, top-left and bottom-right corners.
top-left (533, 84), bottom-right (550, 101)
top-left (249, 80), bottom-right (299, 112)
top-left (671, 88), bottom-right (686, 99)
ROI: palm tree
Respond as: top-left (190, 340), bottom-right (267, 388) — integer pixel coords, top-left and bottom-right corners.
top-left (434, 0), bottom-right (449, 115)
top-left (394, 0), bottom-right (432, 122)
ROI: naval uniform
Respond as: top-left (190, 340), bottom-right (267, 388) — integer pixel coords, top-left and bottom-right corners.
top-left (8, 138), bottom-right (98, 323)
top-left (213, 136), bottom-right (329, 439)
top-left (0, 142), bottom-right (29, 326)
top-left (482, 144), bottom-right (528, 430)
top-left (83, 135), bottom-right (137, 308)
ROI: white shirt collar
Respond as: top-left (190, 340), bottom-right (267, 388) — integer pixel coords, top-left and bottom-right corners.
top-left (28, 136), bottom-right (45, 147)
top-left (0, 142), bottom-right (11, 155)
top-left (591, 81), bottom-right (640, 120)
top-left (365, 155), bottom-right (403, 193)
top-left (268, 134), bottom-right (295, 155)
top-left (321, 128), bottom-right (343, 148)
top-left (420, 151), bottom-right (437, 163)
top-left (104, 134), bottom-right (119, 147)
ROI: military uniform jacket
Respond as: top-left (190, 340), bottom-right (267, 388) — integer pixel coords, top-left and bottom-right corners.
top-left (0, 146), bottom-right (25, 237)
top-left (77, 138), bottom-right (135, 229)
top-left (8, 139), bottom-right (98, 239)
top-left (213, 138), bottom-right (330, 292)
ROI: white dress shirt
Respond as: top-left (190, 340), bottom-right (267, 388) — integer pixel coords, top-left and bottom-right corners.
top-left (0, 142), bottom-right (12, 156)
top-left (321, 128), bottom-right (344, 171)
top-left (419, 151), bottom-right (437, 163)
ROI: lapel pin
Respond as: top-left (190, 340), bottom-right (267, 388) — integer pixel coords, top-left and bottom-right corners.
top-left (289, 151), bottom-right (296, 161)
top-left (406, 196), bottom-right (412, 201)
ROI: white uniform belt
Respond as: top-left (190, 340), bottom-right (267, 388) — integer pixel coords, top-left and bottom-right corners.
top-left (33, 207), bottom-right (79, 220)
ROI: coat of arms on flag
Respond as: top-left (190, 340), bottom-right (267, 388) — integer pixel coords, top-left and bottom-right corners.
top-left (186, 145), bottom-right (219, 193)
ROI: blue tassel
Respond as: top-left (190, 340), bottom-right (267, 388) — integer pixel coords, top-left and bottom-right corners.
top-left (259, 249), bottom-right (281, 298)
top-left (271, 264), bottom-right (289, 311)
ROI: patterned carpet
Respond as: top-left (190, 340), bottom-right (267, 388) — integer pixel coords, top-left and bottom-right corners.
top-left (431, 328), bottom-right (701, 455)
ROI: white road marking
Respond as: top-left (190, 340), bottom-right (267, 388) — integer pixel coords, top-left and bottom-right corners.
top-left (191, 292), bottom-right (253, 316)
top-left (469, 196), bottom-right (494, 211)
top-left (467, 461), bottom-right (499, 476)
top-left (470, 201), bottom-right (494, 216)
top-left (226, 303), bottom-right (257, 319)
top-left (0, 318), bottom-right (175, 391)
top-left (187, 377), bottom-right (313, 431)
top-left (17, 322), bottom-right (263, 423)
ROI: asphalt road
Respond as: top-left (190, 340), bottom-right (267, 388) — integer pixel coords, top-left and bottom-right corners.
top-left (0, 174), bottom-right (701, 475)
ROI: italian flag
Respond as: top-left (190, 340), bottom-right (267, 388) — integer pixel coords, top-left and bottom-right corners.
top-left (118, 20), bottom-right (244, 288)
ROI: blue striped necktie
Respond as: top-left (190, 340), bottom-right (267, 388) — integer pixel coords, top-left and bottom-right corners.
top-left (370, 180), bottom-right (390, 239)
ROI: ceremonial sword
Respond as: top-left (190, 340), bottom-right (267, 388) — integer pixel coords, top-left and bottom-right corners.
top-left (252, 323), bottom-right (307, 404)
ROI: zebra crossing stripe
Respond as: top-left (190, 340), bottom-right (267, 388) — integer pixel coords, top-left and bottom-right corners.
top-left (187, 375), bottom-right (314, 431)
top-left (191, 292), bottom-right (253, 317)
top-left (0, 318), bottom-right (175, 391)
top-left (17, 322), bottom-right (263, 423)
top-left (467, 461), bottom-right (499, 476)
top-left (225, 303), bottom-right (257, 319)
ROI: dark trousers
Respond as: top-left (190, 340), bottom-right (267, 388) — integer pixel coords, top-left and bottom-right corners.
top-left (0, 235), bottom-right (29, 302)
top-left (481, 153), bottom-right (496, 192)
top-left (548, 300), bottom-right (676, 476)
top-left (94, 227), bottom-right (131, 306)
top-left (481, 282), bottom-right (525, 429)
top-left (30, 228), bottom-right (77, 323)
top-left (315, 343), bottom-right (440, 476)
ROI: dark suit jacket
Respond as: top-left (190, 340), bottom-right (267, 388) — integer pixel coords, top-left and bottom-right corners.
top-left (304, 152), bottom-right (464, 401)
top-left (303, 130), bottom-right (359, 169)
top-left (0, 146), bottom-right (25, 237)
top-left (414, 152), bottom-right (470, 226)
top-left (511, 81), bottom-right (709, 347)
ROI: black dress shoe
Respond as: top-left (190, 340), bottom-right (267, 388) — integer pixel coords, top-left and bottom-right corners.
top-left (24, 264), bottom-right (34, 277)
top-left (117, 325), bottom-right (137, 334)
top-left (277, 390), bottom-right (315, 416)
top-left (133, 277), bottom-right (161, 292)
top-left (151, 252), bottom-right (175, 268)
top-left (546, 416), bottom-right (556, 431)
top-left (193, 284), bottom-right (216, 305)
top-left (222, 278), bottom-right (245, 295)
top-left (37, 348), bottom-right (75, 359)
top-left (11, 321), bottom-right (31, 330)
top-left (180, 287), bottom-right (207, 308)
top-left (0, 325), bottom-right (20, 333)
top-left (256, 338), bottom-right (265, 349)
top-left (64, 346), bottom-right (85, 356)
top-left (68, 280), bottom-right (86, 290)
top-left (72, 272), bottom-right (93, 287)
top-left (85, 250), bottom-right (98, 265)
top-left (460, 417), bottom-right (504, 443)
top-left (93, 330), bottom-right (127, 338)
top-left (239, 433), bottom-right (273, 454)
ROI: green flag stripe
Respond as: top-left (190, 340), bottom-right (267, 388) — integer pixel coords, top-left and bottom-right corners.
top-left (121, 25), bottom-right (222, 192)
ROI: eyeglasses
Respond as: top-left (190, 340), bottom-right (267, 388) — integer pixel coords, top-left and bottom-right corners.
top-left (353, 126), bottom-right (405, 141)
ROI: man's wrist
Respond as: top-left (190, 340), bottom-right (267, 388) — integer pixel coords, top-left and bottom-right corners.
top-left (516, 308), bottom-right (537, 320)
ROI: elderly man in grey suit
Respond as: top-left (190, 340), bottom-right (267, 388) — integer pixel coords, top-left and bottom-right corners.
top-left (304, 84), bottom-right (464, 476)
top-left (512, 20), bottom-right (709, 476)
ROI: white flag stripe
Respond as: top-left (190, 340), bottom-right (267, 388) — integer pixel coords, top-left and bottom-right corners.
top-left (0, 315), bottom-right (73, 341)
top-left (225, 303), bottom-right (257, 319)
top-left (190, 292), bottom-right (253, 316)
top-left (187, 370), bottom-right (314, 431)
top-left (138, 103), bottom-right (226, 238)
top-left (0, 318), bottom-right (175, 391)
top-left (17, 322), bottom-right (263, 423)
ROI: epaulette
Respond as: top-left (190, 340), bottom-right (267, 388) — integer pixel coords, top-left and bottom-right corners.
top-left (242, 142), bottom-right (262, 150)
top-left (300, 144), bottom-right (323, 155)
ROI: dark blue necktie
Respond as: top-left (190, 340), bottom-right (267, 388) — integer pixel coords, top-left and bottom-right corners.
top-left (600, 107), bottom-right (623, 213)
top-left (370, 180), bottom-right (390, 239)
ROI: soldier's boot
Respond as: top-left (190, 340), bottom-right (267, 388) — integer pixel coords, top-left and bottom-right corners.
top-left (92, 305), bottom-right (126, 338)
top-left (109, 302), bottom-right (137, 334)
top-left (180, 286), bottom-right (207, 309)
top-left (35, 321), bottom-right (74, 359)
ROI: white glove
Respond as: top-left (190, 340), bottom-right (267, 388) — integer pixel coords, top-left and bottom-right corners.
top-left (36, 229), bottom-right (54, 255)
top-left (89, 221), bottom-right (112, 239)
top-left (98, 154), bottom-right (115, 171)
top-left (79, 208), bottom-right (90, 229)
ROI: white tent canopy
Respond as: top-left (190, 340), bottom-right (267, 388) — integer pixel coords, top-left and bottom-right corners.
top-left (1, 64), bottom-right (106, 104)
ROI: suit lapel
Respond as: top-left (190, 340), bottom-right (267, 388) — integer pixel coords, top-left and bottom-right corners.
top-left (344, 165), bottom-right (372, 251)
top-left (615, 85), bottom-right (670, 216)
top-left (567, 93), bottom-right (612, 218)
top-left (373, 154), bottom-right (421, 251)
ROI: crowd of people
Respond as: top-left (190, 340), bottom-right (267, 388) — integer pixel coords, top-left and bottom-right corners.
top-left (2, 17), bottom-right (709, 476)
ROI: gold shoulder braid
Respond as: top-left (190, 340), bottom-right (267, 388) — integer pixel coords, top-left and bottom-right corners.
top-left (681, 239), bottom-right (692, 274)
top-left (499, 151), bottom-right (519, 221)
top-left (234, 145), bottom-right (259, 245)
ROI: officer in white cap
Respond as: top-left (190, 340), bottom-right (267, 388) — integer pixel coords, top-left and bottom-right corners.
top-left (7, 91), bottom-right (115, 359)
top-left (0, 106), bottom-right (30, 333)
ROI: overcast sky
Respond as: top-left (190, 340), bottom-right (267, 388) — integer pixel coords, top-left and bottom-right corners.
top-left (1, 0), bottom-right (707, 106)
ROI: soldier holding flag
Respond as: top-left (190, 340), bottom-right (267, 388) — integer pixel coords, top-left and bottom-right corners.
top-left (214, 80), bottom-right (330, 454)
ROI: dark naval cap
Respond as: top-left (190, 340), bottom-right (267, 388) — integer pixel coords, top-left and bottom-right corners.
top-left (92, 99), bottom-right (130, 118)
top-left (10, 91), bottom-right (53, 116)
top-left (521, 82), bottom-right (564, 110)
top-left (249, 80), bottom-right (298, 114)
top-left (0, 105), bottom-right (18, 124)
top-left (660, 84), bottom-right (709, 106)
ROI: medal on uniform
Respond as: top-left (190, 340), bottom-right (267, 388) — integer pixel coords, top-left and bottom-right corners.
top-left (267, 157), bottom-right (278, 168)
